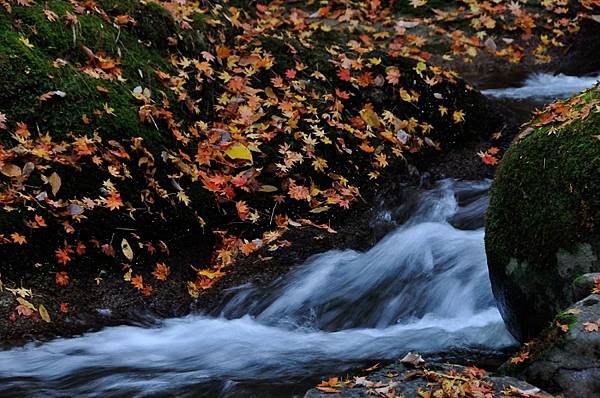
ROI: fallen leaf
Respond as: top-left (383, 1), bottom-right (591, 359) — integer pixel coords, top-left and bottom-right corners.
top-left (121, 238), bottom-right (134, 261)
top-left (38, 304), bottom-right (51, 322)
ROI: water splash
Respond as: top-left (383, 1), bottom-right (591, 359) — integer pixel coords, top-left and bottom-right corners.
top-left (0, 179), bottom-right (515, 397)
top-left (482, 73), bottom-right (599, 100)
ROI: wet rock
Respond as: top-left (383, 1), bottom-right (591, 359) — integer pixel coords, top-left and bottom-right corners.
top-left (519, 294), bottom-right (600, 397)
top-left (571, 273), bottom-right (600, 302)
top-left (304, 362), bottom-right (548, 398)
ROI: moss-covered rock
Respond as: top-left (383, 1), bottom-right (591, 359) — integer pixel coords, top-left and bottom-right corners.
top-left (485, 84), bottom-right (600, 341)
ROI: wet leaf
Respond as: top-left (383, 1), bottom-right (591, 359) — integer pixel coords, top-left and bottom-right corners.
top-left (38, 304), bottom-right (51, 323)
top-left (121, 238), bottom-right (134, 261)
top-left (1, 163), bottom-right (21, 177)
top-left (224, 143), bottom-right (253, 162)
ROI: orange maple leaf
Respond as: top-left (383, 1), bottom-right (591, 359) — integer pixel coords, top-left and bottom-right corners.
top-left (131, 274), bottom-right (144, 290)
top-left (55, 246), bottom-right (72, 265)
top-left (105, 192), bottom-right (123, 210)
top-left (10, 232), bottom-right (27, 245)
top-left (510, 351), bottom-right (529, 364)
top-left (55, 271), bottom-right (70, 286)
top-left (592, 276), bottom-right (600, 294)
top-left (236, 200), bottom-right (250, 221)
top-left (288, 182), bottom-right (310, 201)
top-left (152, 262), bottom-right (171, 281)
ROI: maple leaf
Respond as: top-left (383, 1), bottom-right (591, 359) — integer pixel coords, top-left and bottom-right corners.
top-left (131, 275), bottom-right (144, 290)
top-left (55, 246), bottom-right (72, 265)
top-left (153, 262), bottom-right (171, 281)
top-left (236, 200), bottom-right (250, 221)
top-left (176, 191), bottom-right (191, 206)
top-left (59, 303), bottom-right (69, 313)
top-left (452, 110), bottom-right (466, 123)
top-left (463, 366), bottom-right (487, 378)
top-left (337, 68), bottom-right (351, 81)
top-left (583, 321), bottom-right (600, 332)
top-left (592, 276), bottom-right (600, 294)
top-left (478, 151), bottom-right (498, 166)
top-left (11, 232), bottom-right (27, 245)
top-left (288, 182), bottom-right (311, 201)
top-left (375, 153), bottom-right (388, 168)
top-left (76, 241), bottom-right (87, 256)
top-left (55, 272), bottom-right (70, 286)
top-left (317, 377), bottom-right (341, 393)
top-left (385, 67), bottom-right (401, 85)
top-left (510, 351), bottom-right (529, 364)
top-left (285, 69), bottom-right (297, 79)
top-left (105, 192), bottom-right (123, 210)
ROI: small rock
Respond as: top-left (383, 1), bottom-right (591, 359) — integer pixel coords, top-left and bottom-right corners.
top-left (571, 273), bottom-right (600, 302)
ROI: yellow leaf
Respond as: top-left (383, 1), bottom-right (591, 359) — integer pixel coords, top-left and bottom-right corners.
top-left (224, 143), bottom-right (253, 163)
top-left (39, 304), bottom-right (51, 323)
top-left (415, 61), bottom-right (427, 76)
top-left (123, 268), bottom-right (132, 281)
top-left (259, 185), bottom-right (278, 192)
top-left (17, 297), bottom-right (36, 310)
top-left (360, 105), bottom-right (381, 128)
top-left (121, 238), bottom-right (134, 261)
top-left (177, 191), bottom-right (191, 206)
top-left (19, 36), bottom-right (34, 49)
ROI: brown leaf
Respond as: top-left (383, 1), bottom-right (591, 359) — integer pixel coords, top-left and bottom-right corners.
top-left (1, 163), bottom-right (22, 177)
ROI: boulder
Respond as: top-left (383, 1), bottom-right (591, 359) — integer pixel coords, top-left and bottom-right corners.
top-left (517, 294), bottom-right (600, 397)
top-left (485, 84), bottom-right (600, 341)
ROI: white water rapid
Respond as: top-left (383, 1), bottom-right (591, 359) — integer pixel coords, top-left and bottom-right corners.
top-left (0, 179), bottom-right (516, 397)
top-left (482, 72), bottom-right (600, 100)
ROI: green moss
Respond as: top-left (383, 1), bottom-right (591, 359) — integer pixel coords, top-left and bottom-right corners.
top-left (486, 86), bottom-right (600, 338)
top-left (555, 311), bottom-right (577, 328)
top-left (0, 0), bottom-right (197, 150)
top-left (488, 109), bottom-right (600, 271)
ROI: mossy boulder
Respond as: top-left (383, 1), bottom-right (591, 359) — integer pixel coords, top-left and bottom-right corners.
top-left (485, 84), bottom-right (600, 341)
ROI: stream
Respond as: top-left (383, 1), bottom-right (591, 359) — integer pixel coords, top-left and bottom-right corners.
top-left (0, 73), bottom-right (598, 397)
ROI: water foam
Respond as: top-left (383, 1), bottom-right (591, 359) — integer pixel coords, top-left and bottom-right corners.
top-left (482, 73), bottom-right (599, 100)
top-left (0, 179), bottom-right (515, 396)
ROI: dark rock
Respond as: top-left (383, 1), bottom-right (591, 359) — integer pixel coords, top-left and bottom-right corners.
top-left (519, 294), bottom-right (600, 397)
top-left (304, 362), bottom-right (548, 398)
top-left (571, 273), bottom-right (600, 302)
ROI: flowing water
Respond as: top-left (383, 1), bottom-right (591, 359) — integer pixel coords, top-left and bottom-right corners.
top-left (1, 73), bottom-right (598, 397)
top-left (0, 180), bottom-right (516, 397)
top-left (482, 72), bottom-right (600, 100)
